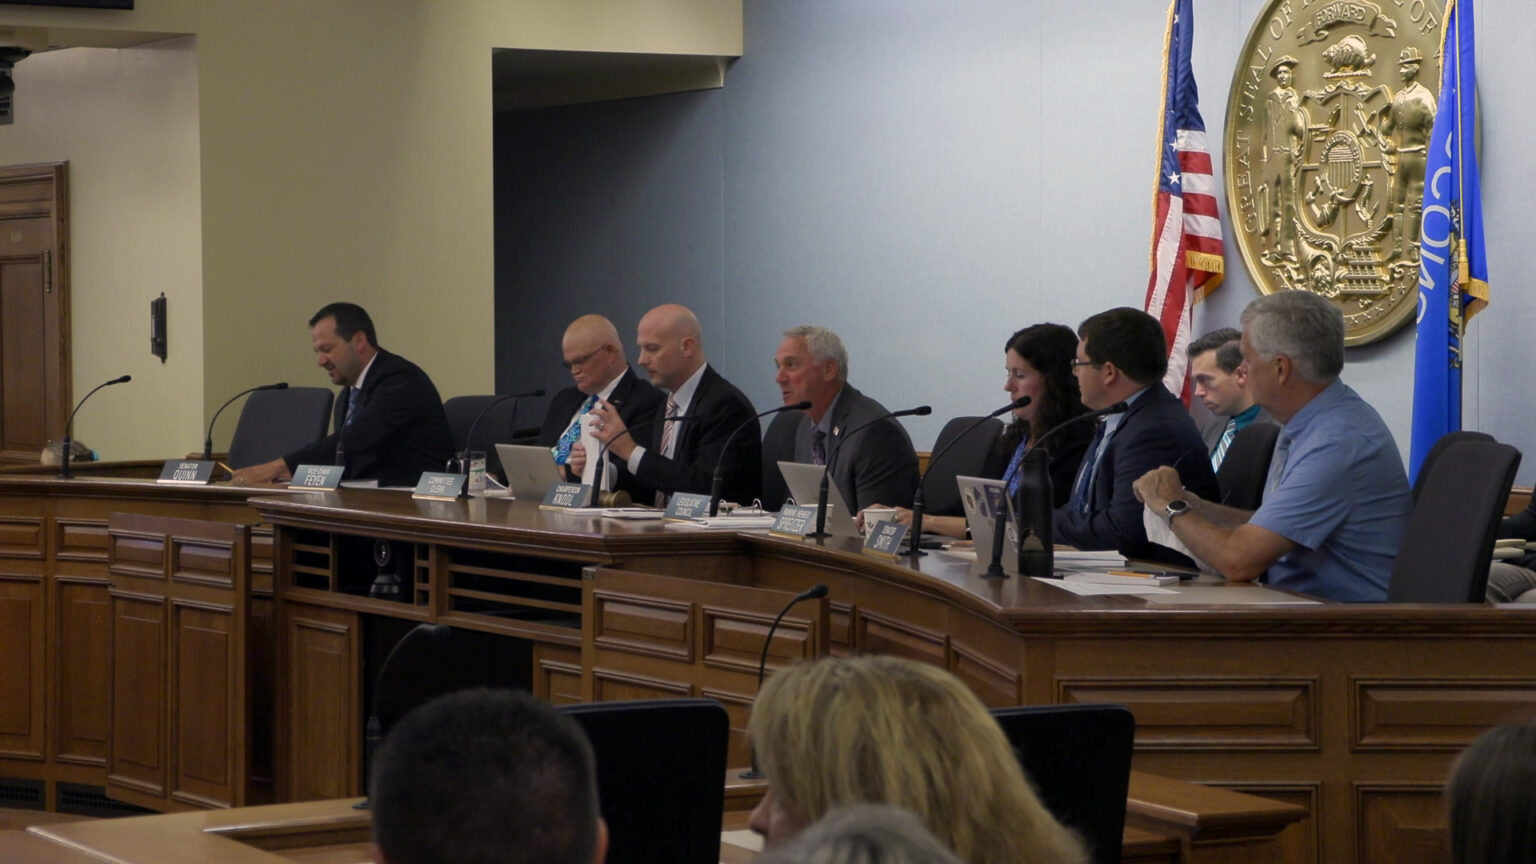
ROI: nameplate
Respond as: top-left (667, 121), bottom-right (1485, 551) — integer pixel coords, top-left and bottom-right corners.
top-left (768, 504), bottom-right (817, 540)
top-left (539, 482), bottom-right (593, 510)
top-left (663, 492), bottom-right (712, 522)
top-left (288, 465), bottom-right (344, 491)
top-left (862, 521), bottom-right (909, 560)
top-left (156, 460), bottom-right (215, 485)
top-left (413, 472), bottom-right (467, 501)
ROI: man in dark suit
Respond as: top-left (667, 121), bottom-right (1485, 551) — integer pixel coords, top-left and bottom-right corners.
top-left (760, 325), bottom-right (917, 513)
top-left (538, 314), bottom-right (663, 501)
top-left (232, 302), bottom-right (453, 487)
top-left (1057, 307), bottom-right (1217, 565)
top-left (587, 304), bottom-right (761, 505)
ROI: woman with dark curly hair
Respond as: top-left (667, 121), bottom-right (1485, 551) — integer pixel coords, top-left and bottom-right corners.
top-left (864, 323), bottom-right (1092, 538)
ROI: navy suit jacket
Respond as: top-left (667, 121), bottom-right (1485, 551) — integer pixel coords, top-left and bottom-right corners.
top-left (759, 384), bottom-right (917, 513)
top-left (631, 365), bottom-right (762, 504)
top-left (1053, 383), bottom-right (1218, 565)
top-left (536, 367), bottom-right (665, 499)
top-left (283, 349), bottom-right (454, 487)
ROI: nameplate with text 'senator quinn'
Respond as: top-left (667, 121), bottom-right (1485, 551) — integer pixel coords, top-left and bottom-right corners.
top-left (1224, 0), bottom-right (1444, 345)
top-left (157, 460), bottom-right (215, 485)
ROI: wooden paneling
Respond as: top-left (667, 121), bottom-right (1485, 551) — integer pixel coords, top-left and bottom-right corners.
top-left (0, 573), bottom-right (44, 759)
top-left (1061, 679), bottom-right (1317, 750)
top-left (856, 609), bottom-right (946, 664)
top-left (53, 577), bottom-right (110, 766)
top-left (171, 600), bottom-right (239, 808)
top-left (0, 516), bottom-right (44, 558)
top-left (280, 604), bottom-right (359, 802)
top-left (54, 519), bottom-right (107, 563)
top-left (1355, 785), bottom-right (1446, 864)
top-left (108, 591), bottom-right (167, 798)
top-left (1353, 678), bottom-right (1536, 750)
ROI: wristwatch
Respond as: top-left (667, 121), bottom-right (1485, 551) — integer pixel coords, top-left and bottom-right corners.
top-left (1163, 499), bottom-right (1191, 523)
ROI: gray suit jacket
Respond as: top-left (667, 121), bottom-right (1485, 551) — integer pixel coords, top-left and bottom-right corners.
top-left (766, 384), bottom-right (919, 513)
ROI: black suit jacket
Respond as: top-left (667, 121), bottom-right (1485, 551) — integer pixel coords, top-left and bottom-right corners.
top-left (758, 384), bottom-right (917, 513)
top-left (283, 349), bottom-right (454, 487)
top-left (631, 365), bottom-right (761, 504)
top-left (1052, 383), bottom-right (1218, 565)
top-left (536, 367), bottom-right (665, 499)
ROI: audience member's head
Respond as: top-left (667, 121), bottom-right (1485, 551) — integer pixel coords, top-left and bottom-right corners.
top-left (40, 439), bottom-right (95, 466)
top-left (749, 655), bottom-right (1086, 864)
top-left (755, 804), bottom-right (965, 864)
top-left (370, 688), bottom-right (607, 864)
top-left (1446, 721), bottom-right (1536, 864)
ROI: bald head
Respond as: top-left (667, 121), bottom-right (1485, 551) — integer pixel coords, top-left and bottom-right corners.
top-left (561, 314), bottom-right (629, 396)
top-left (636, 304), bottom-right (705, 392)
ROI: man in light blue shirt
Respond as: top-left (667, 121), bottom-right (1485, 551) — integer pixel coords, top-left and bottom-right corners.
top-left (1133, 291), bottom-right (1411, 602)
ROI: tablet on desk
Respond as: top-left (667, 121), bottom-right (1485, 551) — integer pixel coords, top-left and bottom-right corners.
top-left (777, 461), bottom-right (859, 538)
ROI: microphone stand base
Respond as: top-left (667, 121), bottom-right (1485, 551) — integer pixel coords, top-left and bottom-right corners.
top-left (737, 767), bottom-right (764, 780)
top-left (980, 564), bottom-right (1009, 580)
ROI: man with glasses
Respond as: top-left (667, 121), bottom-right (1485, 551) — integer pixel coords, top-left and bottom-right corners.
top-left (537, 314), bottom-right (663, 499)
top-left (1057, 307), bottom-right (1216, 565)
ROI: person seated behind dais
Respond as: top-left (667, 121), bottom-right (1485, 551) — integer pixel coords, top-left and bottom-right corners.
top-left (860, 323), bottom-right (1092, 538)
top-left (749, 655), bottom-right (1087, 864)
top-left (1446, 721), bottom-right (1536, 864)
top-left (41, 439), bottom-right (96, 467)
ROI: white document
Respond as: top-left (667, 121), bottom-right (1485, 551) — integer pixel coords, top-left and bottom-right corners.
top-left (1033, 577), bottom-right (1178, 596)
top-left (1142, 507), bottom-right (1217, 572)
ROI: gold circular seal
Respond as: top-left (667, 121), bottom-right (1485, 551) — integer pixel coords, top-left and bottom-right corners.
top-left (1224, 0), bottom-right (1445, 345)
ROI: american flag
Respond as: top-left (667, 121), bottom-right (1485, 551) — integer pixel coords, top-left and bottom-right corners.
top-left (1145, 0), bottom-right (1223, 399)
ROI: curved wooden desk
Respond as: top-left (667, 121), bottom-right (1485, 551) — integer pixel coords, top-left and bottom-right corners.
top-left (1, 476), bottom-right (1529, 864)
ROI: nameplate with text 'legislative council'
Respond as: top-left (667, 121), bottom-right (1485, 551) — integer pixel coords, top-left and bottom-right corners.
top-left (663, 492), bottom-right (712, 522)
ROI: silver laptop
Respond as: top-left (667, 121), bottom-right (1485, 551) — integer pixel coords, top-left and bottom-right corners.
top-left (494, 444), bottom-right (566, 501)
top-left (957, 475), bottom-right (1018, 573)
top-left (777, 461), bottom-right (859, 538)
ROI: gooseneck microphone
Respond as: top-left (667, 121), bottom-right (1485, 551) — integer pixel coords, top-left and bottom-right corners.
top-left (709, 401), bottom-right (811, 517)
top-left (590, 413), bottom-right (696, 505)
top-left (449, 388), bottom-right (545, 473)
top-left (204, 383), bottom-right (288, 461)
top-left (813, 405), bottom-right (932, 539)
top-left (984, 400), bottom-right (1130, 579)
top-left (60, 374), bottom-right (132, 479)
top-left (906, 396), bottom-right (1029, 559)
top-left (741, 582), bottom-right (829, 779)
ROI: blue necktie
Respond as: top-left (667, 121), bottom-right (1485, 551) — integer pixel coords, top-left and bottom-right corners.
top-left (1068, 422), bottom-right (1107, 513)
top-left (1002, 437), bottom-right (1029, 497)
top-left (552, 394), bottom-right (598, 465)
top-left (336, 387), bottom-right (361, 468)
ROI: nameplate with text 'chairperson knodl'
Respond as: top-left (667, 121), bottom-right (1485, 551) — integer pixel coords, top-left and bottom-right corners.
top-left (1224, 0), bottom-right (1444, 346)
top-left (539, 482), bottom-right (593, 511)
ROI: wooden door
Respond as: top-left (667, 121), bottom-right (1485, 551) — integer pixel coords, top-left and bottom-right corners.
top-left (0, 162), bottom-right (68, 465)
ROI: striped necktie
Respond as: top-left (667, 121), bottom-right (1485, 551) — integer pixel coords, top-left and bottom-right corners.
top-left (811, 428), bottom-right (828, 466)
top-left (1210, 417), bottom-right (1238, 471)
top-left (659, 396), bottom-right (680, 459)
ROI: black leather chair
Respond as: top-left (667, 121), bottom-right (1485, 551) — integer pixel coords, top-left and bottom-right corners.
top-left (444, 395), bottom-right (522, 479)
top-left (1411, 429), bottom-right (1494, 502)
top-left (990, 704), bottom-right (1135, 864)
top-left (226, 386), bottom-right (334, 468)
top-left (925, 415), bottom-right (1005, 517)
top-left (760, 410), bottom-right (803, 512)
top-left (560, 699), bottom-right (730, 864)
top-left (1215, 422), bottom-right (1280, 510)
top-left (1389, 438), bottom-right (1521, 603)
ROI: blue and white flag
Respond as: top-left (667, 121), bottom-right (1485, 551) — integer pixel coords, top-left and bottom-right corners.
top-left (1409, 0), bottom-right (1489, 483)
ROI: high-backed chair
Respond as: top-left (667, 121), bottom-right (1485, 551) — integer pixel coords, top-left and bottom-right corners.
top-left (560, 699), bottom-right (730, 864)
top-left (760, 409), bottom-right (803, 511)
top-left (1215, 422), bottom-right (1280, 510)
top-left (444, 395), bottom-right (521, 479)
top-left (1389, 438), bottom-right (1521, 603)
top-left (925, 415), bottom-right (1005, 516)
top-left (1411, 429), bottom-right (1494, 502)
top-left (991, 703), bottom-right (1135, 864)
top-left (225, 386), bottom-right (334, 468)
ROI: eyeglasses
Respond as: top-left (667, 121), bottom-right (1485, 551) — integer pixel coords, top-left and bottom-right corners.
top-left (1070, 358), bottom-right (1103, 370)
top-left (562, 346), bottom-right (608, 371)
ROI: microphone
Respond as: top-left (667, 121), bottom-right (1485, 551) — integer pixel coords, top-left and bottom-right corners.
top-left (60, 375), bottom-right (131, 479)
top-left (204, 383), bottom-right (288, 461)
top-left (741, 582), bottom-right (829, 779)
top-left (709, 401), bottom-right (811, 517)
top-left (590, 412), bottom-right (697, 506)
top-left (448, 388), bottom-right (545, 473)
top-left (813, 405), bottom-right (931, 539)
top-left (985, 400), bottom-right (1129, 579)
top-left (907, 396), bottom-right (1029, 558)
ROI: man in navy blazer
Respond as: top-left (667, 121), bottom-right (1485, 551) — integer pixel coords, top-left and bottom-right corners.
top-left (588, 304), bottom-right (761, 505)
top-left (232, 302), bottom-right (454, 487)
top-left (760, 325), bottom-right (917, 514)
top-left (1057, 307), bottom-right (1217, 565)
top-left (538, 314), bottom-right (664, 501)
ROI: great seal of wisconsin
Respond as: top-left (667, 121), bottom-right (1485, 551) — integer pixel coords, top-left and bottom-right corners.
top-left (1224, 0), bottom-right (1445, 345)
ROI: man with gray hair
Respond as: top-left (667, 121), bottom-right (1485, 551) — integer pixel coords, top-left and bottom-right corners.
top-left (761, 325), bottom-right (918, 513)
top-left (1134, 291), bottom-right (1411, 601)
